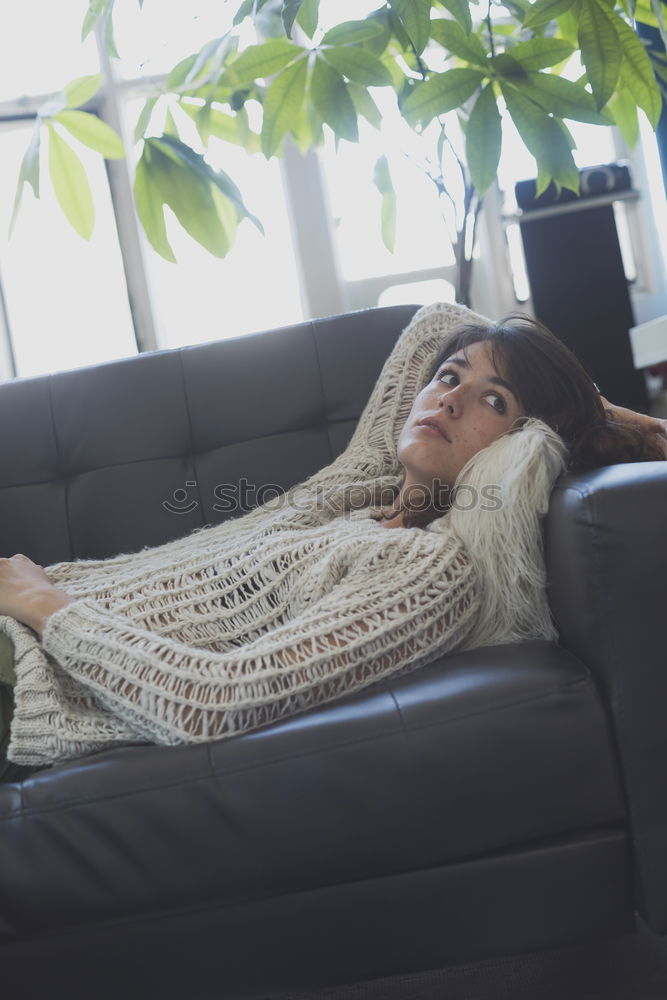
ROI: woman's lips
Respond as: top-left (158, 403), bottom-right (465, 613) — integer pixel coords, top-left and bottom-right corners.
top-left (417, 419), bottom-right (450, 442)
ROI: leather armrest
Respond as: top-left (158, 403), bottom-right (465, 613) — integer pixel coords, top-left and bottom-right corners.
top-left (545, 461), bottom-right (667, 932)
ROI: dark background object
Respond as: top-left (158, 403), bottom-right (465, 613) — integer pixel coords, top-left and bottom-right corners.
top-left (635, 22), bottom-right (667, 198)
top-left (516, 164), bottom-right (648, 410)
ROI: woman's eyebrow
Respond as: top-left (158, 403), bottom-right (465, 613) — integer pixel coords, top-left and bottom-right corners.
top-left (488, 374), bottom-right (517, 396)
top-left (445, 357), bottom-right (517, 397)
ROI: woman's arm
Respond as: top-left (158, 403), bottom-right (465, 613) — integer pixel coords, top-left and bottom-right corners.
top-left (0, 555), bottom-right (73, 633)
top-left (600, 395), bottom-right (667, 458)
top-left (30, 539), bottom-right (476, 747)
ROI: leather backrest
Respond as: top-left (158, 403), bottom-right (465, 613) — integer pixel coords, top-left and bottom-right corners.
top-left (0, 305), bottom-right (418, 563)
top-left (546, 462), bottom-right (667, 932)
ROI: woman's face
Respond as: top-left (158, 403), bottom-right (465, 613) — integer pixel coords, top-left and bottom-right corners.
top-left (397, 340), bottom-right (525, 492)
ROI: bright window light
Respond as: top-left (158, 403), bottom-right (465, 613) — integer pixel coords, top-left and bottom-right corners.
top-left (0, 1), bottom-right (98, 101)
top-left (125, 100), bottom-right (303, 348)
top-left (114, 0), bottom-right (239, 80)
top-left (0, 123), bottom-right (137, 377)
top-left (321, 100), bottom-right (457, 283)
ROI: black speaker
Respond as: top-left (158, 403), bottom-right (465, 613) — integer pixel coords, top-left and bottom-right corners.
top-left (516, 164), bottom-right (647, 411)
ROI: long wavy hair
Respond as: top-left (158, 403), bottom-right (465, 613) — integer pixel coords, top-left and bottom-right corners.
top-left (432, 313), bottom-right (663, 466)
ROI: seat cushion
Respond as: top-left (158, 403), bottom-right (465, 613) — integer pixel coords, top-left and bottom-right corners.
top-left (0, 639), bottom-right (625, 943)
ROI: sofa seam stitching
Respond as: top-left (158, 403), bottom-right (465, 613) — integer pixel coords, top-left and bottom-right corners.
top-left (0, 674), bottom-right (593, 820)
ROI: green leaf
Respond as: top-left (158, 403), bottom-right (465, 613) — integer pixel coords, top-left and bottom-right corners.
top-left (499, 37), bottom-right (575, 70)
top-left (535, 166), bottom-right (554, 199)
top-left (101, 6), bottom-right (119, 59)
top-left (181, 35), bottom-right (238, 90)
top-left (164, 107), bottom-right (179, 137)
top-left (311, 56), bottom-right (359, 142)
top-left (556, 7), bottom-right (580, 44)
top-left (227, 39), bottom-right (303, 86)
top-left (373, 156), bottom-right (396, 252)
top-left (523, 0), bottom-right (578, 30)
top-left (402, 68), bottom-right (485, 127)
top-left (255, 0), bottom-right (288, 39)
top-left (81, 7), bottom-right (97, 42)
top-left (144, 139), bottom-right (232, 258)
top-left (577, 0), bottom-right (622, 108)
top-left (296, 0), bottom-right (320, 37)
top-left (500, 0), bottom-right (533, 19)
top-left (133, 146), bottom-right (176, 262)
top-left (289, 104), bottom-right (325, 151)
top-left (64, 74), bottom-right (102, 109)
top-left (321, 19), bottom-right (386, 45)
top-left (501, 84), bottom-right (579, 192)
top-left (322, 47), bottom-right (393, 86)
top-left (465, 82), bottom-right (502, 194)
top-left (152, 134), bottom-right (264, 234)
top-left (436, 0), bottom-right (473, 35)
top-left (134, 95), bottom-right (158, 143)
top-left (10, 123), bottom-right (41, 235)
top-left (211, 183), bottom-right (239, 248)
top-left (52, 110), bottom-right (125, 158)
top-left (510, 72), bottom-right (612, 123)
top-left (430, 20), bottom-right (488, 67)
top-left (364, 9), bottom-right (394, 55)
top-left (261, 55), bottom-right (309, 156)
top-left (190, 101), bottom-right (214, 143)
top-left (381, 52), bottom-right (408, 88)
top-left (181, 102), bottom-right (261, 152)
top-left (233, 0), bottom-right (255, 26)
top-left (556, 116), bottom-right (577, 149)
top-left (609, 86), bottom-right (639, 145)
top-left (649, 0), bottom-right (667, 47)
top-left (613, 12), bottom-right (663, 126)
top-left (282, 0), bottom-right (304, 37)
top-left (348, 82), bottom-right (383, 128)
top-left (388, 0), bottom-right (432, 55)
top-left (81, 0), bottom-right (112, 41)
top-left (183, 36), bottom-right (223, 87)
top-left (167, 54), bottom-right (198, 90)
top-left (47, 123), bottom-right (95, 240)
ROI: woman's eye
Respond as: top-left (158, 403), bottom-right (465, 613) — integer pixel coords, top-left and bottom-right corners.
top-left (487, 393), bottom-right (506, 414)
top-left (437, 369), bottom-right (458, 386)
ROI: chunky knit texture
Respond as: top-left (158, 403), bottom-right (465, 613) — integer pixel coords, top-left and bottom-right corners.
top-left (1, 302), bottom-right (566, 766)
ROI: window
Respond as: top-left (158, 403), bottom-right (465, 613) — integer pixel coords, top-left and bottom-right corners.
top-left (0, 121), bottom-right (136, 378)
top-left (0, 2), bottom-right (665, 380)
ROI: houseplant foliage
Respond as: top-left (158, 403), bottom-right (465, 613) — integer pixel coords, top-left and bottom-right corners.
top-left (13, 0), bottom-right (667, 304)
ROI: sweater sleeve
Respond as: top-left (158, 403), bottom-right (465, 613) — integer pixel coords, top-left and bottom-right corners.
top-left (37, 534), bottom-right (477, 748)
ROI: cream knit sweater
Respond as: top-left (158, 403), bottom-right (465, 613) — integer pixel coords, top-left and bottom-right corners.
top-left (1, 302), bottom-right (567, 766)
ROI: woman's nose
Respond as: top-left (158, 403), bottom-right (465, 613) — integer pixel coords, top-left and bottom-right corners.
top-left (439, 384), bottom-right (463, 417)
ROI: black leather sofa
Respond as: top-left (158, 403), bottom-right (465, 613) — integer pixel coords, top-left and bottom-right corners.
top-left (0, 304), bottom-right (665, 999)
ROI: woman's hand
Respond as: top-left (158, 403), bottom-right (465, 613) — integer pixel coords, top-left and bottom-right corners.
top-left (0, 554), bottom-right (73, 636)
top-left (601, 396), bottom-right (667, 458)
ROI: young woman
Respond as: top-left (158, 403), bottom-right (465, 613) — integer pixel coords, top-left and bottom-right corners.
top-left (0, 302), bottom-right (665, 777)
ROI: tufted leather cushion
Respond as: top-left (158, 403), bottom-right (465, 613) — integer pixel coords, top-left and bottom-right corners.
top-left (0, 305), bottom-right (418, 563)
top-left (0, 642), bottom-right (625, 945)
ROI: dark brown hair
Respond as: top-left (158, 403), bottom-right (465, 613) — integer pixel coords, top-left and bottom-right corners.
top-left (427, 314), bottom-right (664, 470)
